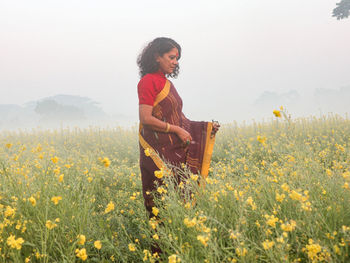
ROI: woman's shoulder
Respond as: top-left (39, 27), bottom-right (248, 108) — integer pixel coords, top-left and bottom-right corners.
top-left (138, 72), bottom-right (166, 87)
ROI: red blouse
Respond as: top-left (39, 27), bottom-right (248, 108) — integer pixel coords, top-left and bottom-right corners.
top-left (137, 70), bottom-right (167, 106)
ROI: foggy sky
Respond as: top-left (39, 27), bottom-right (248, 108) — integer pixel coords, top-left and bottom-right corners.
top-left (1, 0), bottom-right (350, 124)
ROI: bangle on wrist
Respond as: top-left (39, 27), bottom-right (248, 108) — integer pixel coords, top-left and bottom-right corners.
top-left (165, 122), bottom-right (170, 133)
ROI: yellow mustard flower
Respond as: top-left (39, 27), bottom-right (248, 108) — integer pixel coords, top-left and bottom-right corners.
top-left (51, 196), bottom-right (62, 205)
top-left (184, 217), bottom-right (197, 228)
top-left (144, 148), bottom-right (151, 157)
top-left (29, 196), bottom-right (36, 206)
top-left (75, 248), bottom-right (87, 261)
top-left (7, 235), bottom-right (24, 250)
top-left (168, 254), bottom-right (181, 263)
top-left (101, 157), bottom-right (111, 167)
top-left (5, 206), bottom-right (16, 218)
top-left (77, 234), bottom-right (86, 245)
top-left (5, 143), bottom-right (12, 149)
top-left (105, 201), bottom-right (115, 214)
top-left (152, 207), bottom-right (159, 216)
top-left (154, 169), bottom-right (163, 179)
top-left (94, 240), bottom-right (102, 250)
top-left (273, 110), bottom-right (281, 117)
top-left (197, 235), bottom-right (209, 247)
top-left (46, 220), bottom-right (57, 230)
top-left (262, 239), bottom-right (275, 250)
top-left (128, 243), bottom-right (136, 252)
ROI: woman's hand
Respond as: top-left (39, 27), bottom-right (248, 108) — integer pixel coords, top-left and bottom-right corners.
top-left (172, 125), bottom-right (192, 145)
top-left (211, 121), bottom-right (220, 138)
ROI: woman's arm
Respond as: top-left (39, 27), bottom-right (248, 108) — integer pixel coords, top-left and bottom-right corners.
top-left (139, 104), bottom-right (192, 143)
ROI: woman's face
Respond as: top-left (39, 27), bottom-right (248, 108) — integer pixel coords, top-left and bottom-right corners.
top-left (156, 47), bottom-right (179, 75)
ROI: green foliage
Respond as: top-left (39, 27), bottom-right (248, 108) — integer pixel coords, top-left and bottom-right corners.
top-left (333, 0), bottom-right (350, 20)
top-left (0, 114), bottom-right (350, 262)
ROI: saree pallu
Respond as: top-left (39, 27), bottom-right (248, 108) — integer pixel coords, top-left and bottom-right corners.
top-left (139, 79), bottom-right (216, 213)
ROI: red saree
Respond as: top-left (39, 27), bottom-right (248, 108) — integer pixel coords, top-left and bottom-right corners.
top-left (139, 79), bottom-right (216, 213)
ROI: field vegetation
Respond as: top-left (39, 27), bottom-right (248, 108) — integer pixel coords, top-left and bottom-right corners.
top-left (0, 110), bottom-right (349, 262)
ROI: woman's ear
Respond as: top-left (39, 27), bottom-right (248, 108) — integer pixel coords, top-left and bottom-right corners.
top-left (155, 53), bottom-right (160, 63)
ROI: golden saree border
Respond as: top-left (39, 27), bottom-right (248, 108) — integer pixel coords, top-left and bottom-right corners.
top-left (153, 80), bottom-right (170, 107)
top-left (138, 79), bottom-right (171, 170)
top-left (200, 122), bottom-right (216, 178)
top-left (139, 124), bottom-right (165, 170)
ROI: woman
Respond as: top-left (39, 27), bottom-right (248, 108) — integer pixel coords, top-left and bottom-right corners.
top-left (137, 37), bottom-right (219, 216)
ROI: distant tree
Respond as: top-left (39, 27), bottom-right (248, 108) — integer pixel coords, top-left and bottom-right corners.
top-left (35, 100), bottom-right (59, 115)
top-left (333, 0), bottom-right (350, 20)
top-left (35, 99), bottom-right (85, 121)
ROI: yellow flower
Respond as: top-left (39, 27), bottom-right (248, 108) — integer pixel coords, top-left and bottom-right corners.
top-left (29, 196), bottom-right (36, 206)
top-left (75, 248), bottom-right (88, 261)
top-left (105, 201), bottom-right (115, 214)
top-left (276, 192), bottom-right (285, 202)
top-left (46, 220), bottom-right (57, 230)
top-left (77, 234), bottom-right (86, 245)
top-left (5, 206), bottom-right (15, 217)
top-left (51, 156), bottom-right (59, 164)
top-left (144, 148), bottom-right (151, 157)
top-left (197, 235), bottom-right (209, 247)
top-left (154, 169), bottom-right (163, 179)
top-left (333, 245), bottom-right (341, 255)
top-left (143, 249), bottom-right (151, 261)
top-left (265, 214), bottom-right (279, 228)
top-left (190, 174), bottom-right (199, 181)
top-left (245, 196), bottom-right (257, 210)
top-left (168, 254), bottom-right (181, 263)
top-left (157, 186), bottom-right (167, 194)
top-left (51, 196), bottom-right (62, 205)
top-left (184, 217), bottom-right (197, 228)
top-left (128, 243), bottom-right (136, 252)
top-left (101, 157), bottom-right (111, 167)
top-left (5, 143), bottom-right (13, 149)
top-left (273, 110), bottom-right (281, 117)
top-left (305, 239), bottom-right (322, 261)
top-left (7, 235), bottom-right (24, 250)
top-left (289, 190), bottom-right (302, 201)
top-left (281, 183), bottom-right (290, 192)
top-left (276, 236), bottom-right (285, 243)
top-left (152, 207), bottom-right (159, 216)
top-left (257, 135), bottom-right (266, 145)
top-left (281, 220), bottom-right (296, 232)
top-left (235, 247), bottom-right (247, 257)
top-left (152, 234), bottom-right (159, 240)
top-left (94, 240), bottom-right (102, 250)
top-left (53, 167), bottom-right (60, 175)
top-left (58, 174), bottom-right (64, 182)
top-left (149, 218), bottom-right (158, 229)
top-left (262, 239), bottom-right (275, 250)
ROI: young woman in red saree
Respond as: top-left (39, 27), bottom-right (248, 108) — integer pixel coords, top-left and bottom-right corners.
top-left (137, 37), bottom-right (220, 216)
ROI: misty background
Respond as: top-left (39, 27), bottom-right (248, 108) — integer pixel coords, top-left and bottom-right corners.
top-left (1, 0), bottom-right (350, 130)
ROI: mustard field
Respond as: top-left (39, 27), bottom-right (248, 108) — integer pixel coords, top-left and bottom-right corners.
top-left (0, 111), bottom-right (349, 262)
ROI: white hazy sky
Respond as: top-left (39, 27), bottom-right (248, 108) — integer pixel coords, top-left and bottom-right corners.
top-left (1, 0), bottom-right (349, 123)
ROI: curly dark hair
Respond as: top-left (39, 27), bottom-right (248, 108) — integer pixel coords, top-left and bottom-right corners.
top-left (137, 37), bottom-right (182, 78)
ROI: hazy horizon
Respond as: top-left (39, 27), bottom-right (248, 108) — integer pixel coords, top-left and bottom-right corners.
top-left (1, 0), bottom-right (350, 127)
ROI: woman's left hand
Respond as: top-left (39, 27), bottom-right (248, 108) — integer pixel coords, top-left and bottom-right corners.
top-left (211, 121), bottom-right (220, 137)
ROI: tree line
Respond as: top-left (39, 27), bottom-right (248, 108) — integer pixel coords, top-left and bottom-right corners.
top-left (333, 0), bottom-right (350, 19)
